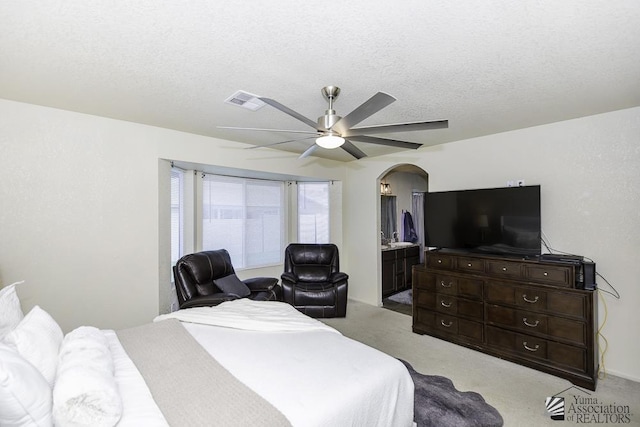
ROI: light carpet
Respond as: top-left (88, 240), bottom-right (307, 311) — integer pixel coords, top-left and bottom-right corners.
top-left (322, 299), bottom-right (640, 427)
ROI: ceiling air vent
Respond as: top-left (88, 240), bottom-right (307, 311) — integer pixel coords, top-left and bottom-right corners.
top-left (224, 90), bottom-right (266, 111)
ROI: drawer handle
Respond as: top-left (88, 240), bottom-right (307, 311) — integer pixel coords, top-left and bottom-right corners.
top-left (502, 267), bottom-right (507, 271)
top-left (523, 318), bottom-right (540, 328)
top-left (523, 342), bottom-right (540, 352)
top-left (522, 294), bottom-right (539, 304)
top-left (543, 271), bottom-right (548, 276)
top-left (440, 281), bottom-right (452, 288)
top-left (437, 259), bottom-right (442, 264)
top-left (440, 300), bottom-right (452, 308)
top-left (467, 263), bottom-right (473, 267)
top-left (440, 320), bottom-right (453, 328)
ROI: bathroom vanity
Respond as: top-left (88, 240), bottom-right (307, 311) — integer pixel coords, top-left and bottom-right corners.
top-left (382, 243), bottom-right (420, 297)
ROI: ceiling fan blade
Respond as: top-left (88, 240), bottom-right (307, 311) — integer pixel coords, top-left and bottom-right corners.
top-left (259, 97), bottom-right (318, 129)
top-left (299, 144), bottom-right (319, 159)
top-left (340, 140), bottom-right (367, 159)
top-left (331, 92), bottom-right (396, 135)
top-left (245, 135), bottom-right (317, 149)
top-left (344, 119), bottom-right (448, 136)
top-left (347, 135), bottom-right (422, 150)
top-left (219, 126), bottom-right (318, 135)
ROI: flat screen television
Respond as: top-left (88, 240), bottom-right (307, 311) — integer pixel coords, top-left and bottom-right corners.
top-left (424, 185), bottom-right (541, 257)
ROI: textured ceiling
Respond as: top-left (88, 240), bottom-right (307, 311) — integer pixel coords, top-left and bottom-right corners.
top-left (1, 1), bottom-right (639, 162)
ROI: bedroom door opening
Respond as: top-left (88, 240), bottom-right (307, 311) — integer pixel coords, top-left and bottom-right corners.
top-left (377, 164), bottom-right (429, 316)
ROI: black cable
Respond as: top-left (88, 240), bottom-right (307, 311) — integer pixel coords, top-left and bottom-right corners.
top-left (595, 272), bottom-right (621, 299)
top-left (540, 232), bottom-right (620, 299)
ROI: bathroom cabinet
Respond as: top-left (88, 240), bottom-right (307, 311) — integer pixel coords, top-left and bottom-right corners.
top-left (382, 245), bottom-right (420, 297)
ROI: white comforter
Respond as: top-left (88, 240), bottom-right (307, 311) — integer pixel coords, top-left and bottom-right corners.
top-left (154, 299), bottom-right (339, 334)
top-left (109, 300), bottom-right (414, 427)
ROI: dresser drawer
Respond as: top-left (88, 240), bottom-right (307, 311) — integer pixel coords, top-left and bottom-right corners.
top-left (414, 288), bottom-right (436, 309)
top-left (486, 305), bottom-right (586, 345)
top-left (436, 294), bottom-right (484, 320)
top-left (486, 304), bottom-right (549, 335)
top-left (413, 268), bottom-right (435, 291)
top-left (414, 307), bottom-right (435, 330)
top-left (485, 282), bottom-right (587, 320)
top-left (486, 259), bottom-right (523, 280)
top-left (548, 340), bottom-right (588, 373)
top-left (435, 275), bottom-right (458, 295)
top-left (486, 326), bottom-right (588, 373)
top-left (413, 309), bottom-right (483, 344)
top-left (455, 256), bottom-right (485, 273)
top-left (436, 275), bottom-right (484, 299)
top-left (457, 278), bottom-right (484, 299)
top-left (486, 326), bottom-right (548, 360)
top-left (548, 316), bottom-right (587, 346)
top-left (524, 264), bottom-right (573, 288)
top-left (485, 282), bottom-right (547, 312)
top-left (427, 253), bottom-right (455, 270)
top-left (435, 314), bottom-right (483, 343)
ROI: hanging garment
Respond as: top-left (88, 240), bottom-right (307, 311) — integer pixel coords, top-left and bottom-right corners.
top-left (412, 192), bottom-right (426, 263)
top-left (403, 211), bottom-right (419, 243)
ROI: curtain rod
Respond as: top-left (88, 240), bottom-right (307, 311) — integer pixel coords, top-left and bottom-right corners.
top-left (199, 170), bottom-right (334, 185)
top-left (170, 161), bottom-right (188, 172)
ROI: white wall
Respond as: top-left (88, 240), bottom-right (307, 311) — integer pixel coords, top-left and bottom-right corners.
top-left (343, 107), bottom-right (640, 382)
top-left (0, 99), bottom-right (346, 332)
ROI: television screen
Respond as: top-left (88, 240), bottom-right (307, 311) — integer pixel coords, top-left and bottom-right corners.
top-left (424, 185), bottom-right (541, 256)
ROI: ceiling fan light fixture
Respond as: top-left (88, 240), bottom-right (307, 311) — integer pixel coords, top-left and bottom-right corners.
top-left (316, 134), bottom-right (345, 149)
top-left (223, 85), bottom-right (447, 160)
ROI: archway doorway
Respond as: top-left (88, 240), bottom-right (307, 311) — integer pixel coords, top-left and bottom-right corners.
top-left (377, 164), bottom-right (429, 315)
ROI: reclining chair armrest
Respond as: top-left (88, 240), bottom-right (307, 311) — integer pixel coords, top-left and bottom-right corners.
top-left (329, 272), bottom-right (349, 284)
top-left (280, 272), bottom-right (298, 285)
top-left (179, 293), bottom-right (236, 309)
top-left (243, 276), bottom-right (279, 292)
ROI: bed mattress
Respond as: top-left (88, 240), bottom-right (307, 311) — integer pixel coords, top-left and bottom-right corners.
top-left (106, 300), bottom-right (414, 426)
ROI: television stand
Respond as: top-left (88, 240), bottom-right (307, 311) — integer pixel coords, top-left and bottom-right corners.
top-left (412, 250), bottom-right (598, 390)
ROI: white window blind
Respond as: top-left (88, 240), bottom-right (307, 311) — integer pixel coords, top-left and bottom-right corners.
top-left (170, 168), bottom-right (184, 268)
top-left (202, 174), bottom-right (284, 268)
top-left (298, 182), bottom-right (330, 243)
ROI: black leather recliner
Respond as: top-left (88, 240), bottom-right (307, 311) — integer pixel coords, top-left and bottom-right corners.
top-left (173, 249), bottom-right (282, 309)
top-left (281, 243), bottom-right (348, 318)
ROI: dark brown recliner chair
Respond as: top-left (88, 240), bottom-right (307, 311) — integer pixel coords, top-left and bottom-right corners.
top-left (281, 243), bottom-right (348, 318)
top-left (173, 249), bottom-right (282, 309)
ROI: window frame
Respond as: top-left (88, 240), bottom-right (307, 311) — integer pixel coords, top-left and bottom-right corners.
top-left (170, 168), bottom-right (185, 272)
top-left (297, 181), bottom-right (331, 244)
top-left (201, 174), bottom-right (286, 270)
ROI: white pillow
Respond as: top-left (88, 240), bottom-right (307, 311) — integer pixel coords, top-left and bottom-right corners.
top-left (4, 305), bottom-right (63, 386)
top-left (57, 326), bottom-right (113, 374)
top-left (0, 343), bottom-right (53, 427)
top-left (53, 326), bottom-right (122, 427)
top-left (0, 281), bottom-right (25, 339)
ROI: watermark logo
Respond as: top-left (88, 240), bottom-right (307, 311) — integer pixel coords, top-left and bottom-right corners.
top-left (545, 385), bottom-right (633, 423)
top-left (545, 396), bottom-right (565, 420)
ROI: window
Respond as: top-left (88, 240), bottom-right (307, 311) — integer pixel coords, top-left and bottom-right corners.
top-left (298, 182), bottom-right (330, 243)
top-left (170, 168), bottom-right (184, 269)
top-left (202, 174), bottom-right (284, 268)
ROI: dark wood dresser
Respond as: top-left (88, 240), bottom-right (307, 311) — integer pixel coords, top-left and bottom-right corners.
top-left (412, 250), bottom-right (598, 390)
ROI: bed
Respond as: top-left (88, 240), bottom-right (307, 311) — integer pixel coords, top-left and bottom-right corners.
top-left (1, 285), bottom-right (414, 427)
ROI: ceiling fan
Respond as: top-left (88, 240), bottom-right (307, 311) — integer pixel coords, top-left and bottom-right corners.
top-left (220, 86), bottom-right (448, 160)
